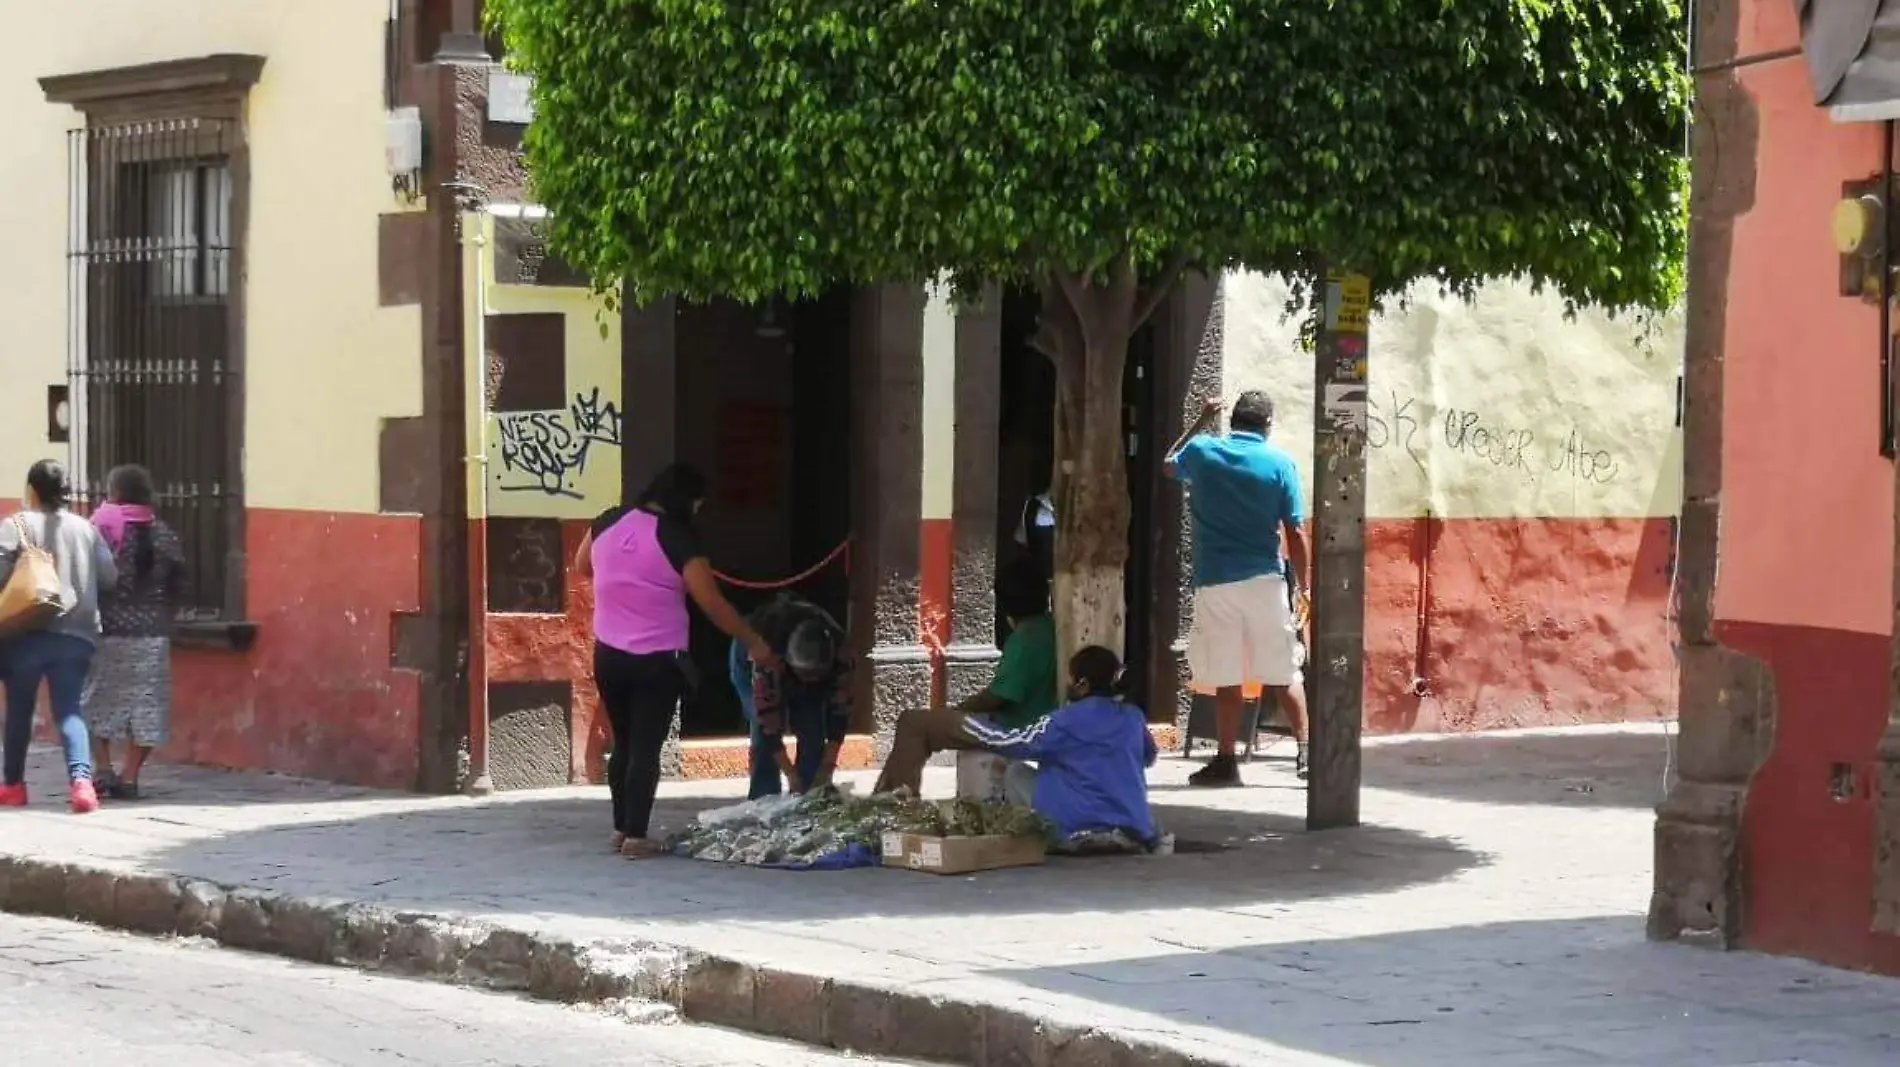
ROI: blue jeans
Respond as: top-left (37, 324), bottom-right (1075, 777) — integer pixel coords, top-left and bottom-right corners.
top-left (749, 698), bottom-right (830, 799)
top-left (2, 631), bottom-right (96, 785)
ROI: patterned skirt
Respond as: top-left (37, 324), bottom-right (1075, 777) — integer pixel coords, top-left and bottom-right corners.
top-left (84, 636), bottom-right (172, 746)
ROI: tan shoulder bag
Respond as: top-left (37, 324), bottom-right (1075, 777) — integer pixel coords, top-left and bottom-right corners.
top-left (0, 513), bottom-right (67, 634)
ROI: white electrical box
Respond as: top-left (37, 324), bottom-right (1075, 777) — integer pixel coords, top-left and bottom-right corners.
top-left (488, 72), bottom-right (536, 125)
top-left (386, 106), bottom-right (423, 175)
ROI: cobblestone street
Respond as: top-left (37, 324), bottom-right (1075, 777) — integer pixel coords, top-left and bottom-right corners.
top-left (4, 724), bottom-right (1898, 1065)
top-left (0, 913), bottom-right (902, 1065)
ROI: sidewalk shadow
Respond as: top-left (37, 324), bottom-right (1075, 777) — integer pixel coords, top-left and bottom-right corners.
top-left (1360, 729), bottom-right (1670, 810)
top-left (982, 916), bottom-right (1900, 1064)
top-left (145, 791), bottom-right (1483, 926)
top-left (1150, 730), bottom-right (1669, 811)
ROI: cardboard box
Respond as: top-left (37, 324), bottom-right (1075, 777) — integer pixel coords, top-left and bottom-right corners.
top-left (880, 831), bottom-right (1047, 875)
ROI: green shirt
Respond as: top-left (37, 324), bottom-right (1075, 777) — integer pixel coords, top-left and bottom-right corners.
top-left (987, 613), bottom-right (1059, 729)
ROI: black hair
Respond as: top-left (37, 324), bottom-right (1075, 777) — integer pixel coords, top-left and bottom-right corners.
top-left (637, 463), bottom-right (709, 521)
top-left (1230, 390), bottom-right (1275, 435)
top-left (108, 465), bottom-right (159, 584)
top-left (996, 557), bottom-right (1051, 620)
top-left (1069, 645), bottom-right (1131, 700)
top-left (786, 617), bottom-right (838, 674)
top-left (26, 459), bottom-right (70, 513)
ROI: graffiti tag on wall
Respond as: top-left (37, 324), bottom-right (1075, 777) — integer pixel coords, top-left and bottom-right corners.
top-left (495, 387), bottom-right (623, 498)
top-left (1364, 388), bottom-right (1620, 487)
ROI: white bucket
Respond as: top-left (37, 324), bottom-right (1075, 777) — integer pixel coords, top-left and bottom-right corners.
top-left (955, 750), bottom-right (1010, 803)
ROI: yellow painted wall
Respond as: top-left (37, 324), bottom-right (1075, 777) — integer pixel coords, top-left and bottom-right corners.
top-left (465, 211), bottom-right (623, 520)
top-left (1221, 271), bottom-right (1685, 521)
top-left (0, 0), bottom-right (421, 514)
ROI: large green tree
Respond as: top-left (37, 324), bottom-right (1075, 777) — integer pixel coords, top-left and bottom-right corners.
top-left (489, 0), bottom-right (1687, 655)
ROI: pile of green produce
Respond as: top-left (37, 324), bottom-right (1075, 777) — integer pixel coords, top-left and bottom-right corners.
top-left (666, 788), bottom-right (1048, 868)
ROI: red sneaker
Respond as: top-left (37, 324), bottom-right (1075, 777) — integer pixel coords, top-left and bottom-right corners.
top-left (68, 779), bottom-right (99, 814)
top-left (0, 783), bottom-right (26, 807)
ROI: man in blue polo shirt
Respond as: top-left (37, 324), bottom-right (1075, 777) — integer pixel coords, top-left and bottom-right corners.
top-left (1167, 391), bottom-right (1311, 787)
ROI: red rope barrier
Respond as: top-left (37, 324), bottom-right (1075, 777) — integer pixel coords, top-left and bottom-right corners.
top-left (712, 539), bottom-right (851, 590)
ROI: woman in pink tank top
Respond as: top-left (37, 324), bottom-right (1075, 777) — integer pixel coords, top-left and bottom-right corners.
top-left (575, 464), bottom-right (772, 859)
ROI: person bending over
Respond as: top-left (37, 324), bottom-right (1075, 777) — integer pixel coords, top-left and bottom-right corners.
top-left (748, 597), bottom-right (853, 795)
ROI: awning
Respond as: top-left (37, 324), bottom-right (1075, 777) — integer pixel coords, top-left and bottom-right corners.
top-left (1801, 0), bottom-right (1900, 121)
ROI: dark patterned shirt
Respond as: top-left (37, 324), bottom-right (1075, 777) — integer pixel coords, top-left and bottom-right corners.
top-left (99, 519), bottom-right (189, 638)
top-left (748, 598), bottom-right (853, 742)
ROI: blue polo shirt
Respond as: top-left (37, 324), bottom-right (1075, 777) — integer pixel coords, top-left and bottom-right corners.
top-left (1175, 431), bottom-right (1304, 588)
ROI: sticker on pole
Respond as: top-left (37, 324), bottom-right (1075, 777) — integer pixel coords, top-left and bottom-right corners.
top-left (1322, 383), bottom-right (1368, 435)
top-left (1324, 273), bottom-right (1372, 334)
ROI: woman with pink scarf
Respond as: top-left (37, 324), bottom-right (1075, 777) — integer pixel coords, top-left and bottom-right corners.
top-left (87, 465), bottom-right (187, 799)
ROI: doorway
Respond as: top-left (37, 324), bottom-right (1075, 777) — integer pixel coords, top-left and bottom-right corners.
top-left (994, 287), bottom-right (1163, 718)
top-left (671, 290), bottom-right (853, 738)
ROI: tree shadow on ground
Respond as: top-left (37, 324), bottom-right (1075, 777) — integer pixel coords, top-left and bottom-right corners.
top-left (984, 915), bottom-right (1900, 1066)
top-left (140, 784), bottom-right (1482, 928)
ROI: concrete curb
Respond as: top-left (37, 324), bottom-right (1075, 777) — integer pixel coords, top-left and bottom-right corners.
top-left (0, 853), bottom-right (1228, 1067)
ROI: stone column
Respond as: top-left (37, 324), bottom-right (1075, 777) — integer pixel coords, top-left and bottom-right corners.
top-left (619, 292), bottom-right (688, 778)
top-left (1648, 0), bottom-right (1770, 947)
top-left (849, 285), bottom-right (932, 755)
top-left (1152, 273), bottom-right (1223, 738)
top-left (943, 288), bottom-right (1005, 703)
top-left (620, 294), bottom-right (678, 498)
top-left (1877, 164), bottom-right (1900, 935)
top-left (436, 0), bottom-right (490, 61)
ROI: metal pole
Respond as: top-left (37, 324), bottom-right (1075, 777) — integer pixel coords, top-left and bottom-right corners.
top-left (446, 185), bottom-right (496, 797)
top-left (1307, 269), bottom-right (1370, 830)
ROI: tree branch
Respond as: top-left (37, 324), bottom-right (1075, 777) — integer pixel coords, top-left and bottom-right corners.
top-left (1130, 248), bottom-right (1195, 332)
top-left (1051, 267), bottom-right (1089, 320)
top-left (1047, 267), bottom-right (1098, 356)
top-left (1107, 254), bottom-right (1139, 325)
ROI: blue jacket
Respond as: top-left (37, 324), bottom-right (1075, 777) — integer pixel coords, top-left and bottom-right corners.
top-left (965, 696), bottom-right (1158, 843)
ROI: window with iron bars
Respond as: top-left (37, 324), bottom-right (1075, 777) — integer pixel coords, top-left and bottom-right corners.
top-left (67, 119), bottom-right (241, 619)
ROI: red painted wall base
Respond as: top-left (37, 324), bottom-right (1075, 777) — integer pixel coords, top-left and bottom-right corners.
top-left (1722, 620), bottom-right (1900, 975)
top-left (167, 508), bottom-right (423, 789)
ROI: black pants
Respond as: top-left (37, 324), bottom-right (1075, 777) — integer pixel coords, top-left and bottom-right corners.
top-left (596, 644), bottom-right (685, 839)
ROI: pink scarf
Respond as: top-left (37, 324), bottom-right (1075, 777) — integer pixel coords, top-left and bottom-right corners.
top-left (92, 502), bottom-right (156, 552)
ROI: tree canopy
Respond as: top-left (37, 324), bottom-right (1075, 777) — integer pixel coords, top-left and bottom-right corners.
top-left (488, 0), bottom-right (1688, 312)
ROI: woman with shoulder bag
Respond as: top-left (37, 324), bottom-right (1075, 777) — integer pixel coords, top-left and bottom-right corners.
top-left (0, 459), bottom-right (117, 813)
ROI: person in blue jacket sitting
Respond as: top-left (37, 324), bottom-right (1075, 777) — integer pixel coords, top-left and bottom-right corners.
top-left (963, 645), bottom-right (1159, 849)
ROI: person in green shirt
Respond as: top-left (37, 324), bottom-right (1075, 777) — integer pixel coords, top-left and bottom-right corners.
top-left (874, 560), bottom-right (1059, 793)
top-left (963, 563), bottom-right (1058, 728)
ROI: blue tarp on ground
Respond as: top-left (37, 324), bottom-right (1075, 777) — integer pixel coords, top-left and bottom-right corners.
top-left (756, 842), bottom-right (879, 871)
top-left (672, 841), bottom-right (880, 871)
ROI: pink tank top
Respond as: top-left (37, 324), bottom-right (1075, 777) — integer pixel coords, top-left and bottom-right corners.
top-left (592, 509), bottom-right (690, 655)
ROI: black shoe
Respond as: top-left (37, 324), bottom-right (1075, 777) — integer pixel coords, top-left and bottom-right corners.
top-left (1295, 749), bottom-right (1309, 781)
top-left (1188, 756), bottom-right (1243, 788)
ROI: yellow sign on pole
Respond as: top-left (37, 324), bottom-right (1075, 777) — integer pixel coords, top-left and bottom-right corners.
top-left (1327, 271), bottom-right (1371, 334)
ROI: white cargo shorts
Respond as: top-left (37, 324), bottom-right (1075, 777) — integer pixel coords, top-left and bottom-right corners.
top-left (1187, 572), bottom-right (1303, 690)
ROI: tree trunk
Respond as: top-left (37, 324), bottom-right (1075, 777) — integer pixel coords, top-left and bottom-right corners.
top-left (1049, 331), bottom-right (1132, 660)
top-left (1034, 256), bottom-right (1189, 669)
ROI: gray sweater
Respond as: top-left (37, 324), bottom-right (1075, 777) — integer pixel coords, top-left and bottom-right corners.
top-left (0, 508), bottom-right (119, 645)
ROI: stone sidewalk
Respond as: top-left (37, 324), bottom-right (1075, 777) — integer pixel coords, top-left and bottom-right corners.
top-left (3, 724), bottom-right (1897, 1066)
